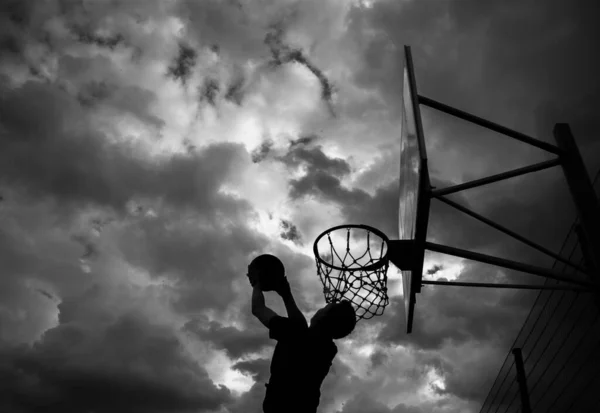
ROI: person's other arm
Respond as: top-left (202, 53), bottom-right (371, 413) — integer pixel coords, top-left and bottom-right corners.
top-left (251, 283), bottom-right (278, 328)
top-left (277, 278), bottom-right (308, 329)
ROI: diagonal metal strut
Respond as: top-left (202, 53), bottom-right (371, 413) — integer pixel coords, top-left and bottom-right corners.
top-left (435, 195), bottom-right (589, 275)
top-left (421, 280), bottom-right (595, 292)
top-left (431, 158), bottom-right (561, 198)
top-left (424, 241), bottom-right (599, 289)
top-left (417, 94), bottom-right (562, 155)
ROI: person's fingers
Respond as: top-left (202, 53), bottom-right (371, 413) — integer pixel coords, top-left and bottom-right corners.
top-left (247, 270), bottom-right (262, 287)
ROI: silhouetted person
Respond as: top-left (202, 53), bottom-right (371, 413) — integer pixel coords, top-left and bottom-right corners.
top-left (248, 255), bottom-right (356, 413)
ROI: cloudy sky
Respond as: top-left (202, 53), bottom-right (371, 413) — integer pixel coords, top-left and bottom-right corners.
top-left (1, 1), bottom-right (599, 412)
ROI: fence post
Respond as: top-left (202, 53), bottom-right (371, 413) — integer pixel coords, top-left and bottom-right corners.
top-left (512, 348), bottom-right (532, 413)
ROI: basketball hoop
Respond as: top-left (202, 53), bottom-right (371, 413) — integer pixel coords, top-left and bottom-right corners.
top-left (313, 224), bottom-right (390, 320)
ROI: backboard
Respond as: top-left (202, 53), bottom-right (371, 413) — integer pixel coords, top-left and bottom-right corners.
top-left (398, 46), bottom-right (430, 334)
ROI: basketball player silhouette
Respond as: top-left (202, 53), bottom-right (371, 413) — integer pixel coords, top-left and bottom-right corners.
top-left (248, 254), bottom-right (356, 413)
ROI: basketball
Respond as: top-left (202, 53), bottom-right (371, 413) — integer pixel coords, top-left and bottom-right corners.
top-left (249, 254), bottom-right (285, 291)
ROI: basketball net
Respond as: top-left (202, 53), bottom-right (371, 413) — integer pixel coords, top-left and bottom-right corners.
top-left (314, 225), bottom-right (390, 320)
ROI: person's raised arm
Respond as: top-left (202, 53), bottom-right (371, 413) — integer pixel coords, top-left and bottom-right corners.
top-left (276, 278), bottom-right (308, 329)
top-left (249, 270), bottom-right (278, 328)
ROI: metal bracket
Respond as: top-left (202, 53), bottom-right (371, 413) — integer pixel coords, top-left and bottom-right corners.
top-left (387, 240), bottom-right (418, 271)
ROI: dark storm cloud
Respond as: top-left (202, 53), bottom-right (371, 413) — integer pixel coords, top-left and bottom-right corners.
top-left (35, 288), bottom-right (55, 301)
top-left (1, 286), bottom-right (232, 413)
top-left (265, 24), bottom-right (336, 115)
top-left (75, 79), bottom-right (112, 106)
top-left (70, 24), bottom-right (124, 49)
top-left (232, 358), bottom-right (271, 383)
top-left (289, 134), bottom-right (317, 148)
top-left (426, 265), bottom-right (444, 276)
top-left (74, 80), bottom-right (165, 128)
top-left (280, 219), bottom-right (302, 244)
top-left (1, 0), bottom-right (155, 73)
top-left (0, 81), bottom-right (248, 213)
top-left (251, 139), bottom-right (274, 163)
top-left (467, 0), bottom-right (600, 150)
top-left (57, 52), bottom-right (114, 81)
top-left (281, 144), bottom-right (351, 177)
top-left (3, 0), bottom-right (30, 26)
top-left (369, 349), bottom-right (387, 370)
top-left (289, 167), bottom-right (399, 239)
top-left (178, 0), bottom-right (268, 61)
top-left (0, 329), bottom-right (230, 413)
top-left (71, 233), bottom-right (98, 261)
top-left (224, 73), bottom-right (246, 105)
top-left (199, 77), bottom-right (220, 106)
top-left (342, 181), bottom-right (400, 236)
top-left (117, 209), bottom-right (265, 313)
top-left (281, 142), bottom-right (398, 235)
top-left (184, 321), bottom-right (271, 359)
top-left (168, 41), bottom-right (197, 84)
top-left (0, 201), bottom-right (93, 344)
top-left (0, 19), bottom-right (23, 56)
top-left (351, 0), bottom-right (599, 134)
top-left (290, 169), bottom-right (357, 201)
top-left (0, 42), bottom-right (267, 380)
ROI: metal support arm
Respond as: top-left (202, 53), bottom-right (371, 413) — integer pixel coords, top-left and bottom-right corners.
top-left (431, 159), bottom-right (560, 197)
top-left (422, 280), bottom-right (594, 292)
top-left (424, 241), bottom-right (599, 289)
top-left (418, 94), bottom-right (562, 155)
top-left (435, 195), bottom-right (589, 274)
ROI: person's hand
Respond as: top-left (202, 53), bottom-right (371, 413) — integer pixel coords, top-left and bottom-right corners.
top-left (273, 276), bottom-right (291, 297)
top-left (247, 266), bottom-right (261, 289)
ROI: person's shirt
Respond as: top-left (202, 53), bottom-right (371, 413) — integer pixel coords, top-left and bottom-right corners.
top-left (265, 315), bottom-right (337, 410)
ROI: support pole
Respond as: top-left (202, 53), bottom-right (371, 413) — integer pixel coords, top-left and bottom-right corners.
top-left (512, 348), bottom-right (532, 413)
top-left (553, 124), bottom-right (600, 279)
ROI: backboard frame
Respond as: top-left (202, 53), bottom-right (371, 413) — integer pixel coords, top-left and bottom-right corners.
top-left (392, 46), bottom-right (599, 334)
top-left (399, 45), bottom-right (431, 334)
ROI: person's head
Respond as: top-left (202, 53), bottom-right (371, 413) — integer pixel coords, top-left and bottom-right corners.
top-left (310, 300), bottom-right (356, 339)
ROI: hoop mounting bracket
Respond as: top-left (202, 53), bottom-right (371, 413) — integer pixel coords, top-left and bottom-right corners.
top-left (387, 240), bottom-right (419, 271)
